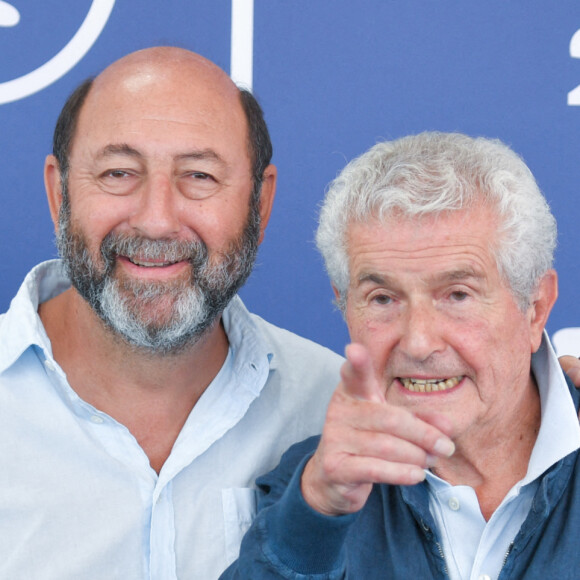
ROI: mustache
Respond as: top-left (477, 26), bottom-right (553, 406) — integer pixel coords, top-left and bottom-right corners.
top-left (99, 233), bottom-right (209, 271)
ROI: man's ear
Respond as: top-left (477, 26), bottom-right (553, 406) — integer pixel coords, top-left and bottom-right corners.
top-left (257, 164), bottom-right (277, 244)
top-left (44, 155), bottom-right (64, 231)
top-left (529, 269), bottom-right (558, 353)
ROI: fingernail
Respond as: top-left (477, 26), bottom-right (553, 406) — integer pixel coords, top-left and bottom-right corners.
top-left (426, 453), bottom-right (438, 468)
top-left (411, 467), bottom-right (426, 483)
top-left (434, 438), bottom-right (455, 457)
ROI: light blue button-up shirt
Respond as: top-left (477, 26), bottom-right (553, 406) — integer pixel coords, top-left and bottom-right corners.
top-left (0, 260), bottom-right (343, 580)
top-left (426, 334), bottom-right (580, 580)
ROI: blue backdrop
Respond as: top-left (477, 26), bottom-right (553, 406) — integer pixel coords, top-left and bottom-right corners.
top-left (1, 1), bottom-right (580, 356)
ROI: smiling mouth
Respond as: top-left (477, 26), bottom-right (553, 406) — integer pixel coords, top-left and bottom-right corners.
top-left (400, 376), bottom-right (462, 393)
top-left (126, 257), bottom-right (184, 268)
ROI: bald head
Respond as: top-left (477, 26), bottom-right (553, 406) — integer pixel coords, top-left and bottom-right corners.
top-left (52, 46), bottom-right (272, 190)
top-left (100, 46), bottom-right (231, 79)
top-left (91, 47), bottom-right (239, 107)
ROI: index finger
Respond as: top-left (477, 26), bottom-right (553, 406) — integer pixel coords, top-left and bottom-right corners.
top-left (339, 343), bottom-right (384, 403)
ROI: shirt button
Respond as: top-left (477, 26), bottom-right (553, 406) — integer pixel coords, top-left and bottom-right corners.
top-left (90, 415), bottom-right (104, 424)
top-left (478, 575), bottom-right (491, 580)
top-left (448, 497), bottom-right (460, 511)
top-left (44, 359), bottom-right (56, 372)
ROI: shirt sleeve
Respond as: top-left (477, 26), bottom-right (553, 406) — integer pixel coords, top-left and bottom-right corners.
top-left (219, 436), bottom-right (357, 579)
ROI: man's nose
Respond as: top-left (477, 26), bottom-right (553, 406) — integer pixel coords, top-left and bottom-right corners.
top-left (128, 175), bottom-right (181, 238)
top-left (398, 302), bottom-right (446, 362)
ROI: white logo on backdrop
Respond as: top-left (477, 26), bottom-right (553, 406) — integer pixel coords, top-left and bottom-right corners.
top-left (0, 0), bottom-right (115, 105)
top-left (568, 29), bottom-right (580, 105)
top-left (0, 1), bottom-right (19, 27)
top-left (230, 0), bottom-right (254, 90)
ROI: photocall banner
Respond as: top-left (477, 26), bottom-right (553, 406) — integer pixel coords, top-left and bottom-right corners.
top-left (1, 1), bottom-right (579, 355)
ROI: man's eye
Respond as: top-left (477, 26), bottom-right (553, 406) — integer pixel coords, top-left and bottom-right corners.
top-left (190, 172), bottom-right (212, 180)
top-left (180, 171), bottom-right (219, 200)
top-left (97, 169), bottom-right (139, 195)
top-left (372, 294), bottom-right (392, 305)
top-left (106, 170), bottom-right (130, 179)
top-left (450, 291), bottom-right (469, 302)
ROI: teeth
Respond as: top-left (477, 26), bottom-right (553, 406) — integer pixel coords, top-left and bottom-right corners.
top-left (400, 376), bottom-right (461, 393)
top-left (129, 258), bottom-right (176, 267)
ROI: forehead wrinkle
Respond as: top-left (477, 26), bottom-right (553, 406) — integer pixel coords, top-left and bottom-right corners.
top-left (136, 114), bottom-right (226, 130)
top-left (355, 264), bottom-right (486, 290)
top-left (353, 237), bottom-right (492, 269)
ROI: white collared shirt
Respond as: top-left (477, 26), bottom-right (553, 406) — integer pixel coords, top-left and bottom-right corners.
top-left (425, 334), bottom-right (580, 580)
top-left (0, 260), bottom-right (343, 580)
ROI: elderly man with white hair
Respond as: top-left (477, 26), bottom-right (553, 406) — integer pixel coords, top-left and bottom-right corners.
top-left (221, 132), bottom-right (580, 579)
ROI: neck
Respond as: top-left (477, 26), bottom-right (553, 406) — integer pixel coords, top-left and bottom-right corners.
top-left (431, 381), bottom-right (541, 521)
top-left (39, 287), bottom-right (230, 472)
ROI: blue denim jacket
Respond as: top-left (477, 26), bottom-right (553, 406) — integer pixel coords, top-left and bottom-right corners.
top-left (221, 379), bottom-right (580, 579)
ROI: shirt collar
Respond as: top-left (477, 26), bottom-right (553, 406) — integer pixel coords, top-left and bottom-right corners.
top-left (221, 295), bottom-right (274, 395)
top-left (0, 261), bottom-right (275, 386)
top-left (0, 260), bottom-right (70, 372)
top-left (524, 330), bottom-right (580, 483)
top-left (426, 331), bottom-right (580, 490)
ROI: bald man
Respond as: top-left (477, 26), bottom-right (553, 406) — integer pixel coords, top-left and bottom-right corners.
top-left (0, 47), bottom-right (342, 579)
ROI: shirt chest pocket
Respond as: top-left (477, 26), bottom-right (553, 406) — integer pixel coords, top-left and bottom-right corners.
top-left (222, 487), bottom-right (258, 565)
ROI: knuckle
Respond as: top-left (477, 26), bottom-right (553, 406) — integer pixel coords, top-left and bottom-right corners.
top-left (418, 426), bottom-right (440, 449)
top-left (376, 435), bottom-right (398, 458)
top-left (380, 407), bottom-right (406, 433)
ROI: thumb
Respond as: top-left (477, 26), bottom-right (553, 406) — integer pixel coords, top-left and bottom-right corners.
top-left (559, 355), bottom-right (580, 388)
top-left (340, 343), bottom-right (384, 403)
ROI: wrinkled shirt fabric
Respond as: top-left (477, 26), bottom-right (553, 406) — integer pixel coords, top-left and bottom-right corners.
top-left (0, 260), bottom-right (343, 580)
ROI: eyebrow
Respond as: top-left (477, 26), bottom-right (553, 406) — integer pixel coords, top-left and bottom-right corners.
top-left (438, 267), bottom-right (485, 283)
top-left (175, 149), bottom-right (225, 165)
top-left (358, 273), bottom-right (389, 286)
top-left (96, 143), bottom-right (143, 160)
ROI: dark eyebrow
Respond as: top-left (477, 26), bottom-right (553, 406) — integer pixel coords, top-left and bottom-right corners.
top-left (175, 149), bottom-right (226, 166)
top-left (359, 273), bottom-right (385, 285)
top-left (438, 267), bottom-right (484, 283)
top-left (96, 144), bottom-right (143, 160)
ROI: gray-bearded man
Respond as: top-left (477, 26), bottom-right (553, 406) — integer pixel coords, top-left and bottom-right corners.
top-left (0, 47), bottom-right (341, 579)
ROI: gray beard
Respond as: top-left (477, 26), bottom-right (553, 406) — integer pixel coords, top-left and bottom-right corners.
top-left (56, 186), bottom-right (260, 355)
